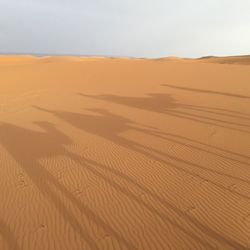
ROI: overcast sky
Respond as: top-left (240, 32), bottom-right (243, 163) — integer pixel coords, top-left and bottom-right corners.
top-left (0, 0), bottom-right (249, 57)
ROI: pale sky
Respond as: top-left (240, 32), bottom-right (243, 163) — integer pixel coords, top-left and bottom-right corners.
top-left (0, 0), bottom-right (249, 57)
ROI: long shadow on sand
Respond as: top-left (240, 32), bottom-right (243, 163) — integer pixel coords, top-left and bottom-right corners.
top-left (0, 219), bottom-right (20, 250)
top-left (79, 93), bottom-right (250, 134)
top-left (33, 106), bottom-right (250, 192)
top-left (0, 116), bottom-right (247, 249)
top-left (0, 122), bottom-right (136, 250)
top-left (78, 92), bottom-right (250, 163)
top-left (163, 84), bottom-right (250, 100)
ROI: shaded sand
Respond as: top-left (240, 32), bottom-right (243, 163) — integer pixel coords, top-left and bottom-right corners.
top-left (0, 55), bottom-right (250, 250)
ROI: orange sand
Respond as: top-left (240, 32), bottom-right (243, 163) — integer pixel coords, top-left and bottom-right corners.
top-left (0, 55), bottom-right (250, 249)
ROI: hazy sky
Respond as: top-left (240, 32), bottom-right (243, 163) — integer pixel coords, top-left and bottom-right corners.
top-left (0, 0), bottom-right (249, 57)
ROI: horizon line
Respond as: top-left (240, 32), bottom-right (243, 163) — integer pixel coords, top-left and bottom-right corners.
top-left (0, 52), bottom-right (250, 60)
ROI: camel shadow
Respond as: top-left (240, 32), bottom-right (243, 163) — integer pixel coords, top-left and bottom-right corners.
top-left (33, 106), bottom-right (250, 189)
top-left (0, 122), bottom-right (136, 250)
top-left (79, 93), bottom-right (250, 134)
top-left (31, 105), bottom-right (250, 249)
top-left (78, 92), bottom-right (250, 163)
top-left (1, 114), bottom-right (247, 249)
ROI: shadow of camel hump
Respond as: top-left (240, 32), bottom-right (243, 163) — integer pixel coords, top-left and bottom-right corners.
top-left (80, 93), bottom-right (177, 113)
top-left (33, 106), bottom-right (160, 147)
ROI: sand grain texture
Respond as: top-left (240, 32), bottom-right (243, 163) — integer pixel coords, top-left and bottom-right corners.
top-left (0, 55), bottom-right (250, 250)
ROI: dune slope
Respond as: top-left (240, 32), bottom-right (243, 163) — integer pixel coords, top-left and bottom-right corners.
top-left (0, 56), bottom-right (250, 250)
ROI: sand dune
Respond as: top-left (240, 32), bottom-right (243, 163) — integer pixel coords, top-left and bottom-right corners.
top-left (197, 55), bottom-right (250, 65)
top-left (0, 55), bottom-right (250, 250)
top-left (157, 55), bottom-right (250, 65)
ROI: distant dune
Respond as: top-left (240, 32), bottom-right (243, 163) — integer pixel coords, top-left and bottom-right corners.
top-left (0, 55), bottom-right (249, 250)
top-left (156, 55), bottom-right (250, 65)
top-left (197, 55), bottom-right (250, 65)
top-left (1, 54), bottom-right (250, 65)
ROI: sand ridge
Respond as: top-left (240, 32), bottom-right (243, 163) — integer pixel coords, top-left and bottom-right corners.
top-left (196, 55), bottom-right (250, 65)
top-left (0, 55), bottom-right (250, 249)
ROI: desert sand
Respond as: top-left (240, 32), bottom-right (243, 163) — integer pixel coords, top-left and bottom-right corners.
top-left (0, 55), bottom-right (250, 250)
